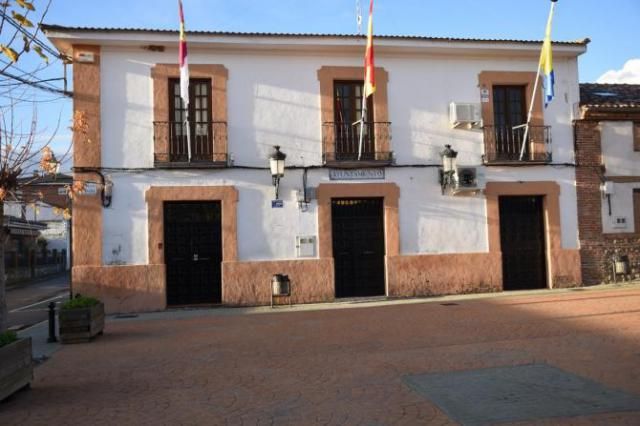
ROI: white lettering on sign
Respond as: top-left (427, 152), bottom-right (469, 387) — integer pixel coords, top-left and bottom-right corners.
top-left (329, 168), bottom-right (385, 181)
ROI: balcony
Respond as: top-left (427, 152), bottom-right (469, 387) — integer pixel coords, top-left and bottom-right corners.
top-left (153, 121), bottom-right (227, 168)
top-left (482, 125), bottom-right (552, 165)
top-left (322, 122), bottom-right (392, 168)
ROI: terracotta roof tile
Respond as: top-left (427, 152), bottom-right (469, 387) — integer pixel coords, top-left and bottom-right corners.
top-left (580, 83), bottom-right (640, 108)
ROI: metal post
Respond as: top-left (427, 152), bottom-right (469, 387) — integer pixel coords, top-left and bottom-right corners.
top-left (68, 218), bottom-right (72, 300)
top-left (47, 302), bottom-right (57, 343)
top-left (357, 83), bottom-right (367, 160)
top-left (519, 1), bottom-right (555, 161)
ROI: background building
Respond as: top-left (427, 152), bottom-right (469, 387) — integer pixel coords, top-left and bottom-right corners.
top-left (576, 83), bottom-right (640, 284)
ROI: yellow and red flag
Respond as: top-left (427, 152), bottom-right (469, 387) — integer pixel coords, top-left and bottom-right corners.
top-left (178, 0), bottom-right (189, 107)
top-left (363, 0), bottom-right (375, 98)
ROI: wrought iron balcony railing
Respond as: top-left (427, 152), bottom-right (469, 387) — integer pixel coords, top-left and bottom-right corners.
top-left (154, 121), bottom-right (228, 167)
top-left (322, 122), bottom-right (392, 166)
top-left (482, 125), bottom-right (552, 164)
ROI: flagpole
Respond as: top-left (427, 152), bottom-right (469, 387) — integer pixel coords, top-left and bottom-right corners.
top-left (519, 0), bottom-right (555, 161)
top-left (357, 85), bottom-right (366, 160)
top-left (178, 0), bottom-right (191, 162)
top-left (185, 112), bottom-right (192, 162)
top-left (518, 56), bottom-right (543, 161)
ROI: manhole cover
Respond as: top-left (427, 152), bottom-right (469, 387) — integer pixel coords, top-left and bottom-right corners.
top-left (404, 364), bottom-right (640, 425)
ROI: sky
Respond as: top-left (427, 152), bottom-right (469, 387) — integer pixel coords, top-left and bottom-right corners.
top-left (1, 0), bottom-right (639, 165)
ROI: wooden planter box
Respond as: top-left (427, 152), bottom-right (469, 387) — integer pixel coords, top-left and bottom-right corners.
top-left (0, 337), bottom-right (33, 401)
top-left (59, 303), bottom-right (105, 344)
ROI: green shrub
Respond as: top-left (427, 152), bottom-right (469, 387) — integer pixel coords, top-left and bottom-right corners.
top-left (0, 330), bottom-right (18, 348)
top-left (61, 295), bottom-right (101, 310)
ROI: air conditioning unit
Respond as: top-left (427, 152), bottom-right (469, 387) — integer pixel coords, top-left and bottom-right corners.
top-left (453, 166), bottom-right (482, 194)
top-left (449, 102), bottom-right (482, 129)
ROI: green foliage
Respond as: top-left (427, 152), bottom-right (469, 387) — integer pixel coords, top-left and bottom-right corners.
top-left (0, 330), bottom-right (18, 348)
top-left (61, 295), bottom-right (101, 311)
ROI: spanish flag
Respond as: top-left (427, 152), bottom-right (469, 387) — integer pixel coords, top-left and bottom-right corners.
top-left (363, 0), bottom-right (375, 98)
top-left (178, 0), bottom-right (189, 108)
top-left (539, 0), bottom-right (556, 107)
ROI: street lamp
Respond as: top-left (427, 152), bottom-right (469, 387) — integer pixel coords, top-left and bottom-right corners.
top-left (269, 145), bottom-right (286, 199)
top-left (439, 144), bottom-right (458, 195)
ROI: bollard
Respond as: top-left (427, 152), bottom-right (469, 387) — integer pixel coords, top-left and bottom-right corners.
top-left (47, 302), bottom-right (58, 343)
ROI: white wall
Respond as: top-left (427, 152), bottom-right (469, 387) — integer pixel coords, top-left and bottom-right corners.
top-left (5, 201), bottom-right (62, 222)
top-left (101, 166), bottom-right (579, 265)
top-left (600, 121), bottom-right (640, 233)
top-left (601, 121), bottom-right (640, 176)
top-left (100, 47), bottom-right (580, 168)
top-left (98, 45), bottom-right (581, 265)
top-left (601, 181), bottom-right (640, 234)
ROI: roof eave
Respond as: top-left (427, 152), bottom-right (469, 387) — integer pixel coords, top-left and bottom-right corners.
top-left (42, 26), bottom-right (588, 58)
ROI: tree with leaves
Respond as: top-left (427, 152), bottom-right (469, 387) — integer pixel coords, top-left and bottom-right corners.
top-left (0, 0), bottom-right (73, 332)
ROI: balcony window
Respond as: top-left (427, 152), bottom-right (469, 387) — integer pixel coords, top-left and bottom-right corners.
top-left (154, 78), bottom-right (227, 167)
top-left (483, 85), bottom-right (551, 163)
top-left (322, 80), bottom-right (392, 167)
top-left (478, 71), bottom-right (552, 165)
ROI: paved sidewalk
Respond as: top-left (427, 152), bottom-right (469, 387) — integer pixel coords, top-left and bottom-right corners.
top-left (1, 286), bottom-right (640, 424)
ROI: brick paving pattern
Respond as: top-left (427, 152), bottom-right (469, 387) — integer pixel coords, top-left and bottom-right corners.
top-left (2, 287), bottom-right (640, 425)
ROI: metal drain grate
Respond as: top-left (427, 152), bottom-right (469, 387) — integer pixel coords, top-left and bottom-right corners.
top-left (440, 302), bottom-right (459, 306)
top-left (114, 314), bottom-right (139, 319)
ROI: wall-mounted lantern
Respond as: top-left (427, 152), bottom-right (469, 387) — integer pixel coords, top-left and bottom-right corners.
top-left (439, 144), bottom-right (458, 195)
top-left (269, 145), bottom-right (286, 199)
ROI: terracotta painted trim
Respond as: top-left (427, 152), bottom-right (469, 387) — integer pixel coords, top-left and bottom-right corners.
top-left (72, 44), bottom-right (102, 267)
top-left (73, 44), bottom-right (101, 168)
top-left (478, 71), bottom-right (543, 126)
top-left (549, 249), bottom-right (582, 288)
top-left (145, 186), bottom-right (238, 265)
top-left (387, 252), bottom-right (502, 297)
top-left (151, 64), bottom-right (229, 158)
top-left (485, 181), bottom-right (581, 287)
top-left (485, 181), bottom-right (560, 252)
top-left (316, 183), bottom-right (399, 261)
top-left (317, 66), bottom-right (390, 154)
top-left (222, 258), bottom-right (334, 306)
top-left (73, 264), bottom-right (166, 314)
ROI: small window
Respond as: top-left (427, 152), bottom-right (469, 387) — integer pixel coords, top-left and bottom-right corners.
top-left (634, 122), bottom-right (640, 152)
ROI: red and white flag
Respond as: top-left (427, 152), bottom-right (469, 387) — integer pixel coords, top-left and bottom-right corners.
top-left (178, 0), bottom-right (189, 108)
top-left (358, 0), bottom-right (375, 160)
top-left (363, 0), bottom-right (375, 98)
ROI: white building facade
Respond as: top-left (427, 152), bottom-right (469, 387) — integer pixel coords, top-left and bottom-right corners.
top-left (45, 26), bottom-right (587, 313)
